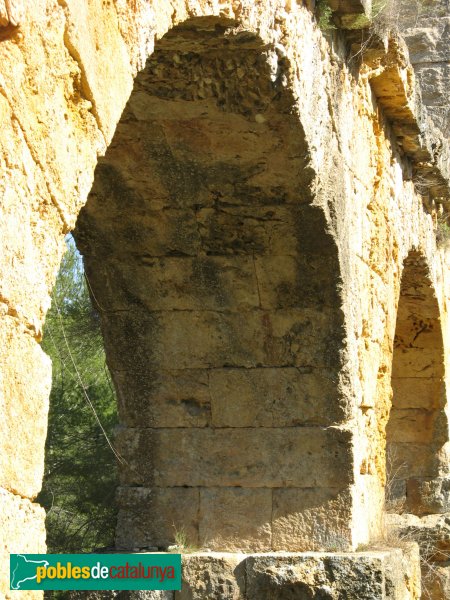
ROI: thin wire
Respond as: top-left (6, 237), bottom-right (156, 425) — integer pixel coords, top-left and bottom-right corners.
top-left (51, 292), bottom-right (125, 465)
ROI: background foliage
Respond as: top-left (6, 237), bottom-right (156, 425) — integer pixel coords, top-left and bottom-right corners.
top-left (37, 235), bottom-right (118, 554)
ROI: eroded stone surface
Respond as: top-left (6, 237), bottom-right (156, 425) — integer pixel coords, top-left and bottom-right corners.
top-left (272, 488), bottom-right (354, 552)
top-left (1, 488), bottom-right (46, 600)
top-left (406, 478), bottom-right (450, 516)
top-left (244, 549), bottom-right (420, 600)
top-left (116, 427), bottom-right (353, 489)
top-left (67, 548), bottom-right (421, 599)
top-left (0, 317), bottom-right (51, 499)
top-left (386, 512), bottom-right (450, 599)
top-left (177, 554), bottom-right (246, 600)
top-left (421, 562), bottom-right (450, 600)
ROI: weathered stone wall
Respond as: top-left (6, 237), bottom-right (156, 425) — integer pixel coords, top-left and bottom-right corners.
top-left (400, 0), bottom-right (450, 164)
top-left (0, 0), bottom-right (449, 598)
top-left (74, 17), bottom-right (352, 553)
top-left (382, 0), bottom-right (450, 242)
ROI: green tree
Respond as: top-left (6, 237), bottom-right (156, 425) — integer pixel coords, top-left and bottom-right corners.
top-left (37, 235), bottom-right (118, 554)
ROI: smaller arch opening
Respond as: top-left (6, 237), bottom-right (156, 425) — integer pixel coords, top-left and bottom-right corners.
top-left (386, 251), bottom-right (447, 515)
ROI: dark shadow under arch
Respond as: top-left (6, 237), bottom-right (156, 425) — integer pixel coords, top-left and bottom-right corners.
top-left (74, 16), bottom-right (351, 551)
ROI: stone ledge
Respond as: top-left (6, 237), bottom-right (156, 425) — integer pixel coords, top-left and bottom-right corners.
top-left (0, 487), bottom-right (46, 600)
top-left (69, 548), bottom-right (421, 599)
top-left (324, 3), bottom-right (450, 204)
top-left (115, 486), bottom-right (354, 553)
top-left (115, 427), bottom-right (354, 488)
top-left (362, 37), bottom-right (450, 204)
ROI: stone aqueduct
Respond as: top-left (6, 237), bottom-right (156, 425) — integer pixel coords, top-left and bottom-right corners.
top-left (0, 0), bottom-right (450, 598)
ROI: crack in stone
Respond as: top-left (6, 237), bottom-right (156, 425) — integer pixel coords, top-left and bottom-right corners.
top-left (56, 0), bottom-right (107, 145)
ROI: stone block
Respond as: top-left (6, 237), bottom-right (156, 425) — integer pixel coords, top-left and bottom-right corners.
top-left (100, 310), bottom-right (161, 372)
top-left (116, 427), bottom-right (354, 489)
top-left (70, 550), bottom-right (420, 599)
top-left (113, 369), bottom-right (211, 428)
top-left (254, 254), bottom-right (341, 310)
top-left (209, 367), bottom-right (345, 427)
top-left (198, 488), bottom-right (272, 551)
top-left (404, 23), bottom-right (450, 63)
top-left (0, 317), bottom-right (51, 498)
top-left (391, 377), bottom-right (444, 410)
top-left (157, 549), bottom-right (421, 600)
top-left (245, 550), bottom-right (420, 600)
top-left (91, 109), bottom-right (309, 213)
top-left (90, 256), bottom-right (259, 312)
top-left (71, 550), bottom-right (421, 600)
top-left (415, 64), bottom-right (450, 107)
top-left (0, 98), bottom-right (66, 326)
top-left (195, 205), bottom-right (299, 256)
top-left (77, 202), bottom-right (202, 261)
top-left (0, 1), bottom-right (104, 225)
top-left (327, 0), bottom-right (371, 28)
top-left (59, 0), bottom-right (133, 142)
top-left (176, 554), bottom-right (245, 600)
top-left (81, 191), bottom-right (322, 262)
top-left (384, 543), bottom-right (421, 600)
top-left (103, 307), bottom-right (344, 372)
top-left (387, 512), bottom-right (450, 562)
top-left (122, 97), bottom-right (306, 197)
top-left (406, 477), bottom-right (450, 516)
top-left (386, 408), bottom-right (436, 444)
top-left (391, 347), bottom-right (443, 379)
top-left (385, 442), bottom-right (440, 479)
top-left (271, 488), bottom-right (353, 551)
top-left (0, 488), bottom-right (46, 599)
top-left (116, 487), bottom-right (199, 550)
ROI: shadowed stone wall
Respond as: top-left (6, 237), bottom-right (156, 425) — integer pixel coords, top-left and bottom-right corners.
top-left (74, 18), bottom-right (351, 552)
top-left (0, 0), bottom-right (449, 597)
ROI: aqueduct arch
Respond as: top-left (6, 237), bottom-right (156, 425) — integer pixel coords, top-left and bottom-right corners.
top-left (1, 0), bottom-right (450, 596)
top-left (386, 251), bottom-right (448, 515)
top-left (74, 17), bottom-right (351, 552)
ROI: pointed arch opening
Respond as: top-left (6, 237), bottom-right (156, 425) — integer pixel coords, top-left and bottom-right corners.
top-left (386, 251), bottom-right (447, 515)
